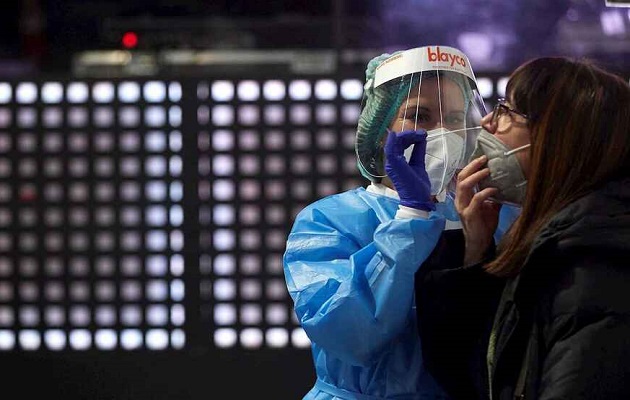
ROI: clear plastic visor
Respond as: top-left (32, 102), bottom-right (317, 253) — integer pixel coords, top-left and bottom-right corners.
top-left (356, 70), bottom-right (487, 195)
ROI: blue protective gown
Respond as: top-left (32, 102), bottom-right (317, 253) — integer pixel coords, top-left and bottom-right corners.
top-left (494, 203), bottom-right (521, 244)
top-left (283, 184), bottom-right (451, 399)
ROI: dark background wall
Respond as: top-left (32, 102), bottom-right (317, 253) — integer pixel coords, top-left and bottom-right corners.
top-left (4, 0), bottom-right (630, 76)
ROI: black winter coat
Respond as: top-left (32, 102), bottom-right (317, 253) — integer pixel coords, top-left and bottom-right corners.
top-left (414, 178), bottom-right (630, 400)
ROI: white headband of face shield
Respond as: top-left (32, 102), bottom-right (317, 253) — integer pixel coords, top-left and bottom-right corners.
top-left (373, 46), bottom-right (476, 88)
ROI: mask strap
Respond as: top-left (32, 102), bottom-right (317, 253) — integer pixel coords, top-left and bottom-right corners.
top-left (504, 143), bottom-right (531, 157)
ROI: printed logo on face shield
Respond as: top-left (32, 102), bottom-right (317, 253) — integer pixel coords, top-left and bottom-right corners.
top-left (427, 46), bottom-right (467, 67)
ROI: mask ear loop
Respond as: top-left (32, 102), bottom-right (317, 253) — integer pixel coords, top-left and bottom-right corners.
top-left (503, 143), bottom-right (531, 157)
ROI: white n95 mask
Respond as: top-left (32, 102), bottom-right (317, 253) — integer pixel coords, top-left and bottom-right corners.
top-left (404, 127), bottom-right (464, 195)
top-left (468, 128), bottom-right (530, 206)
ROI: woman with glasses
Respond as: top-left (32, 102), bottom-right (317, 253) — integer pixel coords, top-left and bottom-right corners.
top-left (415, 57), bottom-right (630, 400)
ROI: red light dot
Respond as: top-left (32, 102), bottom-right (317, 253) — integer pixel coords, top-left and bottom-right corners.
top-left (122, 32), bottom-right (138, 49)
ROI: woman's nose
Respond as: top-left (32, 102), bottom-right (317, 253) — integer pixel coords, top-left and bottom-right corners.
top-left (481, 112), bottom-right (496, 132)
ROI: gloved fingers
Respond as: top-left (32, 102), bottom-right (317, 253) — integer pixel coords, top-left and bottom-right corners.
top-left (408, 133), bottom-right (428, 168)
top-left (384, 130), bottom-right (407, 162)
top-left (384, 129), bottom-right (427, 156)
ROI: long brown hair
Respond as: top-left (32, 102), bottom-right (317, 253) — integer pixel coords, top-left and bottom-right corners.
top-left (484, 57), bottom-right (630, 277)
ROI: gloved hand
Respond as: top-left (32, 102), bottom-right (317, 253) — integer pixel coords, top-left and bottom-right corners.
top-left (384, 129), bottom-right (435, 211)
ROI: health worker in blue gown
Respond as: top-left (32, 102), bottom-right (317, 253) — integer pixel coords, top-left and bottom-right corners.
top-left (283, 45), bottom-right (519, 399)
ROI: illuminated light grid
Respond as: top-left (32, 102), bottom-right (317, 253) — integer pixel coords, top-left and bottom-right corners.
top-left (289, 104), bottom-right (311, 125)
top-left (0, 83), bottom-right (12, 103)
top-left (342, 103), bottom-right (361, 125)
top-left (288, 80), bottom-right (311, 100)
top-left (0, 79), bottom-right (185, 351)
top-left (264, 105), bottom-right (285, 125)
top-left (198, 77), bottom-right (359, 350)
top-left (0, 108), bottom-right (11, 128)
top-left (238, 105), bottom-right (260, 125)
top-left (315, 104), bottom-right (337, 125)
top-left (496, 76), bottom-right (510, 98)
top-left (210, 81), bottom-right (234, 102)
top-left (262, 80), bottom-right (286, 101)
top-left (237, 80), bottom-right (260, 101)
top-left (16, 82), bottom-right (38, 104)
top-left (476, 77), bottom-right (494, 99)
top-left (339, 79), bottom-right (363, 100)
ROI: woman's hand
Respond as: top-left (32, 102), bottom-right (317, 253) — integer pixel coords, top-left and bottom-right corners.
top-left (455, 155), bottom-right (501, 266)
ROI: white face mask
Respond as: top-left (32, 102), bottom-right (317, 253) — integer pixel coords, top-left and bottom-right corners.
top-left (405, 127), bottom-right (464, 195)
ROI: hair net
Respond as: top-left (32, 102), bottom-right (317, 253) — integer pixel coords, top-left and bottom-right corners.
top-left (356, 51), bottom-right (404, 182)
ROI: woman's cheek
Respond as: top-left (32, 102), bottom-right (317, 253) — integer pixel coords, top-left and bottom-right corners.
top-left (516, 153), bottom-right (530, 178)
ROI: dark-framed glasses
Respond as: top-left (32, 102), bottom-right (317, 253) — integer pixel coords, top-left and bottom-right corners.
top-left (492, 98), bottom-right (529, 125)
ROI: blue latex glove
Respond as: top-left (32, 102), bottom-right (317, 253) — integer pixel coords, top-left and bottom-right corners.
top-left (384, 129), bottom-right (435, 211)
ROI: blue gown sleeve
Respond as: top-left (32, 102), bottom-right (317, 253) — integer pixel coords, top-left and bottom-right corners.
top-left (283, 191), bottom-right (445, 366)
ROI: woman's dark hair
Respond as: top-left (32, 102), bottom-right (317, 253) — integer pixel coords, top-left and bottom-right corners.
top-left (485, 57), bottom-right (630, 276)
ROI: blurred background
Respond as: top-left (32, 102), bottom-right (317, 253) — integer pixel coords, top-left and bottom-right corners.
top-left (2, 0), bottom-right (630, 77)
top-left (0, 0), bottom-right (629, 399)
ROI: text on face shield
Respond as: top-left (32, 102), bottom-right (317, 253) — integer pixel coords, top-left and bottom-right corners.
top-left (427, 46), bottom-right (467, 67)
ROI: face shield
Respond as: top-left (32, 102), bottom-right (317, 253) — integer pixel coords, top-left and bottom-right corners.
top-left (356, 45), bottom-right (487, 197)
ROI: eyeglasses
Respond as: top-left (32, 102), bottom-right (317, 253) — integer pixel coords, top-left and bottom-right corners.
top-left (492, 98), bottom-right (529, 126)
